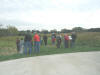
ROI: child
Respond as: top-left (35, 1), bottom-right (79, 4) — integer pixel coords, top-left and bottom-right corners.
top-left (19, 38), bottom-right (24, 54)
top-left (16, 38), bottom-right (20, 53)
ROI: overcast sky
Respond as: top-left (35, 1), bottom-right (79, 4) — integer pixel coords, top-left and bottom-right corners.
top-left (0, 0), bottom-right (100, 30)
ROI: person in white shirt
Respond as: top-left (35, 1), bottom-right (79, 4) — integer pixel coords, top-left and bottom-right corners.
top-left (19, 38), bottom-right (24, 54)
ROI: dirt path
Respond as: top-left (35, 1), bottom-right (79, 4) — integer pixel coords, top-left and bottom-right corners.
top-left (0, 51), bottom-right (100, 75)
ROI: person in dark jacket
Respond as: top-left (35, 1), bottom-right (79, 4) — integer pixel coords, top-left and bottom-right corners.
top-left (51, 33), bottom-right (56, 45)
top-left (71, 32), bottom-right (77, 47)
top-left (43, 34), bottom-right (48, 46)
top-left (56, 33), bottom-right (62, 48)
top-left (24, 31), bottom-right (32, 55)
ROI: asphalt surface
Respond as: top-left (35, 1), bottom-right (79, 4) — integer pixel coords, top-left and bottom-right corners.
top-left (0, 51), bottom-right (100, 75)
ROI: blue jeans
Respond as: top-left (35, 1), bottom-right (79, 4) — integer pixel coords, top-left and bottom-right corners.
top-left (34, 41), bottom-right (40, 53)
top-left (64, 40), bottom-right (69, 48)
top-left (71, 40), bottom-right (75, 48)
top-left (24, 41), bottom-right (32, 54)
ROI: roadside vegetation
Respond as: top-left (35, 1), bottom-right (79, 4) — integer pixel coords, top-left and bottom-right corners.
top-left (0, 32), bottom-right (100, 61)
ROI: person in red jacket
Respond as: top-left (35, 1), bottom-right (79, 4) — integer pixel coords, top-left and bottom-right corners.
top-left (64, 33), bottom-right (69, 48)
top-left (33, 32), bottom-right (40, 53)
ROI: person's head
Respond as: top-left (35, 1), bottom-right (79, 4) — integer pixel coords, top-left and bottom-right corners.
top-left (58, 32), bottom-right (60, 34)
top-left (16, 38), bottom-right (19, 40)
top-left (65, 33), bottom-right (68, 36)
top-left (38, 33), bottom-right (41, 36)
top-left (21, 38), bottom-right (23, 40)
top-left (72, 32), bottom-right (76, 35)
top-left (57, 32), bottom-right (60, 36)
top-left (34, 32), bottom-right (37, 34)
top-left (27, 30), bottom-right (30, 33)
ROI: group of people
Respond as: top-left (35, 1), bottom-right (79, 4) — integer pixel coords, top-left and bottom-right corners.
top-left (16, 31), bottom-right (77, 55)
top-left (51, 32), bottom-right (77, 48)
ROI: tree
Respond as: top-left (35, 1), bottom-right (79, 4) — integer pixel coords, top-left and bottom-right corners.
top-left (72, 27), bottom-right (85, 32)
top-left (7, 26), bottom-right (18, 35)
top-left (61, 29), bottom-right (72, 33)
top-left (88, 28), bottom-right (100, 32)
top-left (18, 31), bottom-right (26, 36)
top-left (50, 29), bottom-right (57, 33)
top-left (41, 30), bottom-right (49, 34)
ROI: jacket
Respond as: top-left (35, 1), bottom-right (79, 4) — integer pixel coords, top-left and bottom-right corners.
top-left (33, 34), bottom-right (40, 42)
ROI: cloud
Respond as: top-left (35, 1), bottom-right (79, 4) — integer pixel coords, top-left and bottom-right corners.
top-left (0, 0), bottom-right (100, 30)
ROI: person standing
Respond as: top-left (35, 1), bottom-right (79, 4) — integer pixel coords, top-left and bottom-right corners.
top-left (39, 34), bottom-right (43, 45)
top-left (24, 31), bottom-right (32, 55)
top-left (33, 32), bottom-right (40, 53)
top-left (19, 38), bottom-right (24, 54)
top-left (43, 34), bottom-right (48, 46)
top-left (64, 34), bottom-right (69, 48)
top-left (56, 33), bottom-right (62, 48)
top-left (71, 32), bottom-right (77, 47)
top-left (68, 35), bottom-right (72, 48)
top-left (16, 38), bottom-right (20, 53)
top-left (51, 33), bottom-right (56, 45)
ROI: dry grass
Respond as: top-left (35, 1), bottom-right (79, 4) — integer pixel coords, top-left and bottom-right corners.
top-left (0, 32), bottom-right (100, 56)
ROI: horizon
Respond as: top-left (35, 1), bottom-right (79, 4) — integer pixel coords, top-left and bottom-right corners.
top-left (1, 24), bottom-right (100, 31)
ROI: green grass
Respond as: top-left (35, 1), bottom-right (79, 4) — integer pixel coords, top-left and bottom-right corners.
top-left (0, 32), bottom-right (100, 61)
top-left (0, 45), bottom-right (100, 61)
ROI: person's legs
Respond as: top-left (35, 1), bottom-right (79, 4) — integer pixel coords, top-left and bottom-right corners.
top-left (44, 40), bottom-right (46, 46)
top-left (57, 40), bottom-right (59, 48)
top-left (37, 42), bottom-right (40, 53)
top-left (59, 40), bottom-right (61, 48)
top-left (58, 41), bottom-right (60, 48)
top-left (52, 40), bottom-right (55, 45)
top-left (52, 39), bottom-right (54, 45)
top-left (20, 43), bottom-right (24, 54)
top-left (64, 40), bottom-right (68, 48)
top-left (45, 40), bottom-right (47, 46)
top-left (44, 40), bottom-right (47, 46)
top-left (56, 41), bottom-right (58, 48)
top-left (66, 40), bottom-right (68, 48)
top-left (17, 44), bottom-right (19, 52)
top-left (34, 41), bottom-right (37, 53)
top-left (64, 40), bottom-right (67, 48)
top-left (28, 41), bottom-right (32, 54)
top-left (24, 42), bottom-right (28, 54)
top-left (71, 40), bottom-right (75, 48)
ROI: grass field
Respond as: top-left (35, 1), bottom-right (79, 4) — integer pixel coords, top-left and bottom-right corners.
top-left (0, 32), bottom-right (100, 61)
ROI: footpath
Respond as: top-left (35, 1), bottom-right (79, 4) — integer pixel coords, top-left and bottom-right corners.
top-left (0, 51), bottom-right (100, 75)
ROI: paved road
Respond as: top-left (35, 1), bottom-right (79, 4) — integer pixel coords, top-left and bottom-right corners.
top-left (0, 51), bottom-right (100, 75)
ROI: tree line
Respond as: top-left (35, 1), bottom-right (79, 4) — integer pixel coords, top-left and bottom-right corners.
top-left (0, 24), bottom-right (100, 37)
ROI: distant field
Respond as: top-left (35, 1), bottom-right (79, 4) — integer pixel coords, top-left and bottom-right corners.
top-left (0, 32), bottom-right (100, 61)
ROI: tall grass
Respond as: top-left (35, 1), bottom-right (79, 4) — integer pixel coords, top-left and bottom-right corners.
top-left (76, 32), bottom-right (100, 47)
top-left (0, 36), bottom-right (23, 55)
top-left (0, 32), bottom-right (100, 57)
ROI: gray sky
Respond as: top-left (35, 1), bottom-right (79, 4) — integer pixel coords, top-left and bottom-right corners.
top-left (0, 0), bottom-right (100, 30)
